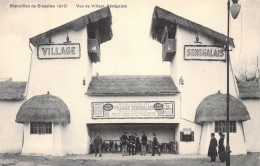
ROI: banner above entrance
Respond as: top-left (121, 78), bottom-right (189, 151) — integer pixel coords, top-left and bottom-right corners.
top-left (37, 43), bottom-right (81, 59)
top-left (92, 101), bottom-right (175, 119)
top-left (184, 45), bottom-right (226, 61)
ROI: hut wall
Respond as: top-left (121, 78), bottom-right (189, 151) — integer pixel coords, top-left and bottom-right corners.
top-left (199, 121), bottom-right (247, 155)
top-left (198, 122), bottom-right (211, 155)
top-left (243, 100), bottom-right (260, 152)
top-left (22, 123), bottom-right (53, 155)
top-left (0, 100), bottom-right (23, 153)
top-left (52, 123), bottom-right (65, 156)
top-left (25, 27), bottom-right (93, 155)
top-left (178, 119), bottom-right (201, 154)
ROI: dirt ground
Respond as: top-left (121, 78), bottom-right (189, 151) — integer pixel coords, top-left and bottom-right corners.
top-left (0, 152), bottom-right (259, 166)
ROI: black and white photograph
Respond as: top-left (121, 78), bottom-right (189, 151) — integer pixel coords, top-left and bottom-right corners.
top-left (0, 0), bottom-right (259, 165)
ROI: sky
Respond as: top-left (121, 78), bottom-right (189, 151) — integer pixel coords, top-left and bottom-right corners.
top-left (0, 0), bottom-right (259, 81)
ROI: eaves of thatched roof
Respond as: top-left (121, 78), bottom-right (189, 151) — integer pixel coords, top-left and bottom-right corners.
top-left (86, 75), bottom-right (179, 96)
top-left (150, 6), bottom-right (235, 47)
top-left (30, 7), bottom-right (112, 47)
top-left (237, 81), bottom-right (260, 99)
top-left (16, 94), bottom-right (70, 123)
top-left (195, 92), bottom-right (250, 124)
top-left (0, 81), bottom-right (26, 101)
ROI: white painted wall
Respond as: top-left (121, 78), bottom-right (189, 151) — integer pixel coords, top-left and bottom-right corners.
top-left (24, 27), bottom-right (93, 155)
top-left (171, 26), bottom-right (238, 122)
top-left (170, 26), bottom-right (243, 154)
top-left (0, 100), bottom-right (23, 153)
top-left (199, 121), bottom-right (247, 155)
top-left (178, 119), bottom-right (201, 154)
top-left (243, 100), bottom-right (260, 152)
top-left (22, 123), bottom-right (53, 155)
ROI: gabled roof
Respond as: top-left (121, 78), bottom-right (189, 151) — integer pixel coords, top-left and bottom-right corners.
top-left (150, 6), bottom-right (235, 47)
top-left (86, 75), bottom-right (179, 96)
top-left (195, 92), bottom-right (250, 124)
top-left (237, 81), bottom-right (260, 99)
top-left (0, 81), bottom-right (26, 100)
top-left (30, 7), bottom-right (112, 47)
top-left (16, 94), bottom-right (70, 123)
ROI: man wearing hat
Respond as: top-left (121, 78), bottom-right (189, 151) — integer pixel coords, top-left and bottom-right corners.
top-left (218, 131), bottom-right (226, 162)
top-left (208, 133), bottom-right (218, 162)
top-left (141, 132), bottom-right (147, 156)
top-left (120, 131), bottom-right (128, 156)
top-left (93, 132), bottom-right (102, 157)
top-left (151, 133), bottom-right (161, 156)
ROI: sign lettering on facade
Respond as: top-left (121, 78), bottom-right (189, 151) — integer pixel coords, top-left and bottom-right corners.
top-left (92, 101), bottom-right (175, 119)
top-left (184, 45), bottom-right (226, 61)
top-left (37, 43), bottom-right (80, 59)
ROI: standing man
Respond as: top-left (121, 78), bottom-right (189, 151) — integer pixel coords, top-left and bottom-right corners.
top-left (151, 133), bottom-right (161, 156)
top-left (93, 132), bottom-right (102, 157)
top-left (135, 134), bottom-right (141, 155)
top-left (120, 131), bottom-right (128, 156)
top-left (128, 132), bottom-right (136, 155)
top-left (141, 132), bottom-right (147, 155)
top-left (218, 131), bottom-right (226, 162)
top-left (208, 133), bottom-right (218, 162)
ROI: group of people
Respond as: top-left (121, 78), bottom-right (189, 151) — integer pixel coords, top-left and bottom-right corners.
top-left (208, 131), bottom-right (227, 162)
top-left (120, 131), bottom-right (161, 156)
top-left (91, 131), bottom-right (161, 157)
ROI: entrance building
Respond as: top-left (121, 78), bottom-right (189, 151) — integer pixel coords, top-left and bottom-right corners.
top-left (0, 6), bottom-right (253, 156)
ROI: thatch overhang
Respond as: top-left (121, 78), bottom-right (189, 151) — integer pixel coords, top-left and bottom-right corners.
top-left (150, 6), bottom-right (235, 47)
top-left (0, 81), bottom-right (26, 100)
top-left (30, 7), bottom-right (113, 47)
top-left (86, 75), bottom-right (180, 96)
top-left (237, 81), bottom-right (260, 99)
top-left (195, 92), bottom-right (250, 124)
top-left (16, 94), bottom-right (70, 123)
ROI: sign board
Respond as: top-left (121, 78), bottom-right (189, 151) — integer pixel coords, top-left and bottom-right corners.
top-left (37, 43), bottom-right (80, 59)
top-left (184, 45), bottom-right (226, 61)
top-left (183, 128), bottom-right (192, 135)
top-left (92, 101), bottom-right (175, 119)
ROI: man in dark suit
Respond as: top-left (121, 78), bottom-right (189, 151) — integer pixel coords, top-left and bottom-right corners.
top-left (120, 131), bottom-right (128, 156)
top-left (208, 133), bottom-right (218, 162)
top-left (93, 132), bottom-right (102, 157)
top-left (151, 133), bottom-right (161, 156)
top-left (141, 132), bottom-right (147, 156)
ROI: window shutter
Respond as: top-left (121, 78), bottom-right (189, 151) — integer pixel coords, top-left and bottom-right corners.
top-left (180, 132), bottom-right (184, 142)
top-left (191, 131), bottom-right (194, 141)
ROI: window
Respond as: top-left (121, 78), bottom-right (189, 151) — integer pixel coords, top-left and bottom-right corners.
top-left (30, 122), bottom-right (52, 134)
top-left (180, 131), bottom-right (194, 142)
top-left (215, 121), bottom-right (236, 133)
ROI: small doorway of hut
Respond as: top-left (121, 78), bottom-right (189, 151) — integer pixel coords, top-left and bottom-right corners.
top-left (87, 123), bottom-right (179, 154)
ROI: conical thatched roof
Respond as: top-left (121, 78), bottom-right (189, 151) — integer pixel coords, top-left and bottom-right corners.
top-left (150, 6), bottom-right (235, 47)
top-left (30, 7), bottom-right (112, 47)
top-left (195, 92), bottom-right (250, 124)
top-left (16, 94), bottom-right (70, 123)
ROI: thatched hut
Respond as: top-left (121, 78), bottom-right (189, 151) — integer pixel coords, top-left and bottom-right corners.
top-left (195, 92), bottom-right (250, 124)
top-left (195, 92), bottom-right (250, 155)
top-left (15, 94), bottom-right (70, 156)
top-left (0, 79), bottom-right (26, 153)
top-left (16, 94), bottom-right (70, 123)
top-left (237, 81), bottom-right (260, 152)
